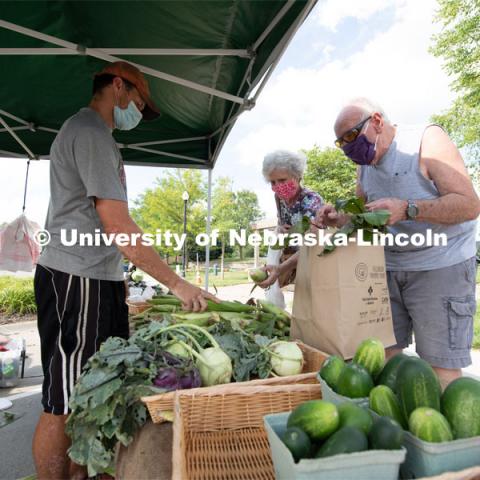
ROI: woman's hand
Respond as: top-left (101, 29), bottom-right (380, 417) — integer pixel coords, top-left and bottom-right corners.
top-left (314, 205), bottom-right (350, 228)
top-left (257, 265), bottom-right (280, 289)
top-left (277, 224), bottom-right (291, 234)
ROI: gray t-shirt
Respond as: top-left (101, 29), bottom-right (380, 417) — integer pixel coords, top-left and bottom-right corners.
top-left (38, 107), bottom-right (127, 281)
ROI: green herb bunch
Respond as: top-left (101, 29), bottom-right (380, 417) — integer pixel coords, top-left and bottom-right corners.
top-left (322, 197), bottom-right (390, 255)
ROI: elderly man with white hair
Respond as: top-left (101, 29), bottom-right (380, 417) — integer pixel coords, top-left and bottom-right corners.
top-left (259, 150), bottom-right (323, 290)
top-left (315, 97), bottom-right (480, 387)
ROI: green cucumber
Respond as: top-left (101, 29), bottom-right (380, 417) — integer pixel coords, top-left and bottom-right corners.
top-left (441, 377), bottom-right (480, 439)
top-left (336, 363), bottom-right (374, 399)
top-left (287, 400), bottom-right (339, 441)
top-left (315, 426), bottom-right (368, 458)
top-left (337, 402), bottom-right (373, 435)
top-left (376, 353), bottom-right (410, 393)
top-left (409, 407), bottom-right (453, 443)
top-left (319, 355), bottom-right (345, 391)
top-left (353, 338), bottom-right (385, 378)
top-left (369, 416), bottom-right (404, 450)
top-left (281, 427), bottom-right (312, 462)
top-left (396, 358), bottom-right (441, 420)
top-left (369, 385), bottom-right (407, 429)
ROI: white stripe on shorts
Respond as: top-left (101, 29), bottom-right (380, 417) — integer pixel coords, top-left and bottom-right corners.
top-left (76, 278), bottom-right (90, 382)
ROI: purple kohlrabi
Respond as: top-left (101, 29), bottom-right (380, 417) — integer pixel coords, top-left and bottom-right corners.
top-left (153, 367), bottom-right (179, 390)
top-left (178, 367), bottom-right (202, 389)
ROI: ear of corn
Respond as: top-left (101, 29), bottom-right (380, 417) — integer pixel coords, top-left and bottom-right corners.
top-left (132, 295), bottom-right (290, 337)
top-left (148, 297), bottom-right (182, 306)
top-left (258, 299), bottom-right (291, 321)
top-left (205, 300), bottom-right (256, 313)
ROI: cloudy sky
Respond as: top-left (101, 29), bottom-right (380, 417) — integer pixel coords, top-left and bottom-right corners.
top-left (0, 0), bottom-right (454, 227)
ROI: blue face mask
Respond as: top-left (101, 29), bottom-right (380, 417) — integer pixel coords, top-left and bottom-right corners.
top-left (114, 101), bottom-right (142, 130)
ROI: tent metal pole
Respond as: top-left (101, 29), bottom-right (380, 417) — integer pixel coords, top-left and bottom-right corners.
top-left (102, 48), bottom-right (251, 57)
top-left (0, 48), bottom-right (251, 57)
top-left (95, 56), bottom-right (245, 104)
top-left (208, 108), bottom-right (246, 139)
top-left (0, 48), bottom-right (72, 55)
top-left (37, 126), bottom-right (59, 134)
top-left (252, 0), bottom-right (316, 104)
top-left (252, 0), bottom-right (296, 51)
top-left (0, 19), bottom-right (245, 105)
top-left (0, 126), bottom-right (29, 133)
top-left (0, 109), bottom-right (30, 126)
top-left (122, 160), bottom-right (209, 169)
top-left (204, 168), bottom-right (213, 291)
top-left (0, 149), bottom-right (25, 158)
top-left (0, 115), bottom-right (36, 159)
top-left (127, 136), bottom-right (207, 148)
top-left (124, 145), bottom-right (207, 164)
top-left (209, 0), bottom-right (314, 166)
top-left (207, 0), bottom-right (294, 145)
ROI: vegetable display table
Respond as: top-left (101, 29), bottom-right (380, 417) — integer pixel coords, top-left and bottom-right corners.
top-left (116, 420), bottom-right (172, 480)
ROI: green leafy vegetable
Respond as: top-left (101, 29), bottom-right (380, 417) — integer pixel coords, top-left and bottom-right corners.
top-left (335, 197), bottom-right (365, 214)
top-left (271, 215), bottom-right (311, 250)
top-left (321, 197), bottom-right (391, 255)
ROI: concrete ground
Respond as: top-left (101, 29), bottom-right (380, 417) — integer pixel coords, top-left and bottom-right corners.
top-left (0, 282), bottom-right (479, 479)
top-left (0, 393), bottom-right (42, 480)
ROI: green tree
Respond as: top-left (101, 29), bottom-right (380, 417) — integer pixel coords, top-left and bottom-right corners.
top-left (230, 190), bottom-right (263, 260)
top-left (302, 146), bottom-right (357, 203)
top-left (131, 169), bottom-right (206, 264)
top-left (430, 0), bottom-right (480, 159)
top-left (212, 177), bottom-right (237, 278)
top-left (468, 162), bottom-right (480, 192)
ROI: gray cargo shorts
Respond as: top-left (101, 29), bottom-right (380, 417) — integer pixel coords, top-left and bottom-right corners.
top-left (387, 257), bottom-right (477, 369)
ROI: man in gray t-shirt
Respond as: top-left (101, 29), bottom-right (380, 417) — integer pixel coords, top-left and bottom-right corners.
top-left (33, 61), bottom-right (217, 479)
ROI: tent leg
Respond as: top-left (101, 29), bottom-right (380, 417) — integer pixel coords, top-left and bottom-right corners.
top-left (254, 231), bottom-right (260, 268)
top-left (204, 168), bottom-right (213, 291)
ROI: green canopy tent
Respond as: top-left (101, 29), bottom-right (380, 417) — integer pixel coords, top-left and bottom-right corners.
top-left (0, 0), bottom-right (316, 287)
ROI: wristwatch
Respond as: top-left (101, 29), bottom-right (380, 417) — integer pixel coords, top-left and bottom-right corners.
top-left (406, 200), bottom-right (419, 220)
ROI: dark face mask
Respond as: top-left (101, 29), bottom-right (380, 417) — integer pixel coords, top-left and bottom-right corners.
top-left (342, 133), bottom-right (378, 165)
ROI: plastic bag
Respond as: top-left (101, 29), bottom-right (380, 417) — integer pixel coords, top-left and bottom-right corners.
top-left (0, 338), bottom-right (25, 388)
top-left (0, 214), bottom-right (41, 272)
top-left (264, 246), bottom-right (286, 309)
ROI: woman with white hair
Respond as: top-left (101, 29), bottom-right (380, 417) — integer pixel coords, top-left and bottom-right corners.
top-left (258, 150), bottom-right (323, 290)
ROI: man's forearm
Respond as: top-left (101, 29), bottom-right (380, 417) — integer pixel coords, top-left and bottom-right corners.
top-left (110, 217), bottom-right (180, 290)
top-left (416, 194), bottom-right (479, 225)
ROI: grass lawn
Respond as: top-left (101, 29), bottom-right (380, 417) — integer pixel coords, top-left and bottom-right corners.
top-left (0, 276), bottom-right (33, 291)
top-left (0, 276), bottom-right (36, 315)
top-left (1, 270), bottom-right (480, 350)
top-left (474, 309), bottom-right (480, 349)
top-left (183, 269), bottom-right (250, 288)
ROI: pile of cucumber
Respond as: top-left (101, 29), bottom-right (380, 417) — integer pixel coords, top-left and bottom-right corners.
top-left (281, 399), bottom-right (403, 462)
top-left (319, 338), bottom-right (480, 443)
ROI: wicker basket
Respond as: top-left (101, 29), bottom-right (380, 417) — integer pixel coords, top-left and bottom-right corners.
top-left (172, 383), bottom-right (322, 480)
top-left (127, 301), bottom-right (151, 316)
top-left (142, 341), bottom-right (328, 424)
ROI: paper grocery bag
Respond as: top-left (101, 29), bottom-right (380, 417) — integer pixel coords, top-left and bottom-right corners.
top-left (292, 242), bottom-right (396, 359)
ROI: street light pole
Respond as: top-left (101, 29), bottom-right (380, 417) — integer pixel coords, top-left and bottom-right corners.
top-left (182, 191), bottom-right (189, 278)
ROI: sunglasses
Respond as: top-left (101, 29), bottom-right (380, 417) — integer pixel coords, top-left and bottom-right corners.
top-left (334, 116), bottom-right (372, 148)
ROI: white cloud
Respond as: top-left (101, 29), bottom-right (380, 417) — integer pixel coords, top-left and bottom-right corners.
top-left (214, 0), bottom-right (454, 218)
top-left (316, 0), bottom-right (403, 31)
top-left (0, 0), bottom-right (455, 225)
top-left (0, 159), bottom-right (50, 226)
top-left (220, 0), bottom-right (452, 170)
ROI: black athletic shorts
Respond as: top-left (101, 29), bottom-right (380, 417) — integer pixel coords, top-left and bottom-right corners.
top-left (34, 264), bottom-right (129, 415)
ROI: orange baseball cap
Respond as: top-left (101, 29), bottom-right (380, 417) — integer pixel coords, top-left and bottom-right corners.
top-left (95, 61), bottom-right (160, 121)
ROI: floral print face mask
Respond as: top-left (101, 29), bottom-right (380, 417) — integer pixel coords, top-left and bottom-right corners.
top-left (272, 179), bottom-right (298, 200)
